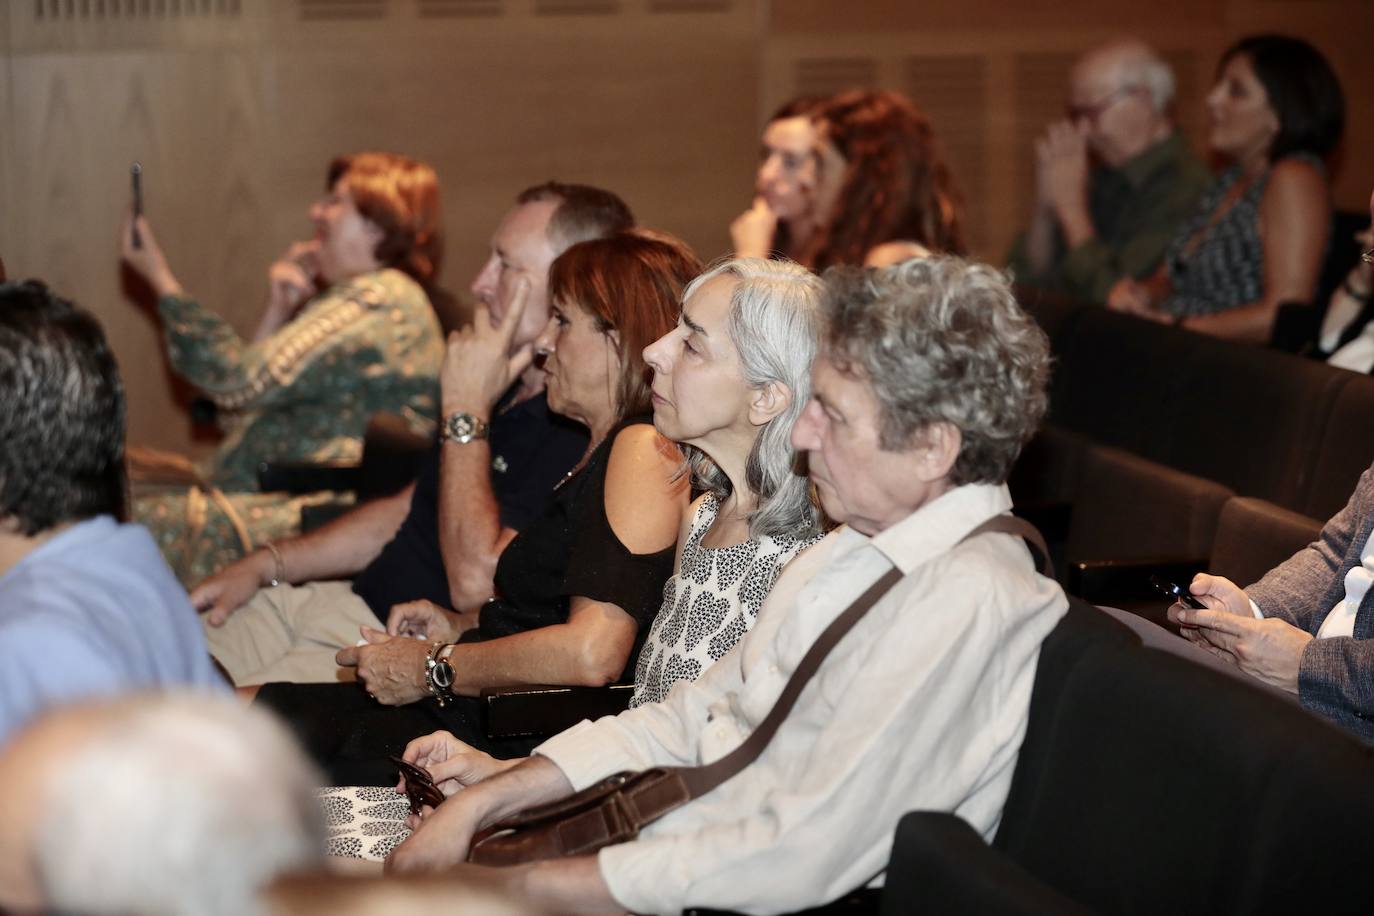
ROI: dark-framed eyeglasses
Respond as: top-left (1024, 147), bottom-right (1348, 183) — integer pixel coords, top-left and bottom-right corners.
top-left (1067, 85), bottom-right (1140, 123)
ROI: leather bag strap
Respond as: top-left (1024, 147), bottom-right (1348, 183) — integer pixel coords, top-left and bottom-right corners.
top-left (674, 512), bottom-right (1051, 799)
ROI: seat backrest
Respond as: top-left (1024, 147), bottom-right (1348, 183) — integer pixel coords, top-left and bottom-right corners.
top-left (358, 412), bottom-right (431, 499)
top-left (1209, 496), bottom-right (1322, 589)
top-left (1049, 307), bottom-right (1346, 510)
top-left (1303, 373), bottom-right (1374, 520)
top-left (993, 596), bottom-right (1374, 914)
top-left (1064, 444), bottom-right (1231, 563)
top-left (1159, 333), bottom-right (1346, 509)
top-left (1046, 308), bottom-right (1188, 459)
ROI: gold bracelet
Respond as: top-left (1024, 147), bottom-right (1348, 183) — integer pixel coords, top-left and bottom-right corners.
top-left (263, 541), bottom-right (286, 588)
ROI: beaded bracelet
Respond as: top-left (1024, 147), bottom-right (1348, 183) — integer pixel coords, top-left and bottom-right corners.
top-left (263, 541), bottom-right (286, 588)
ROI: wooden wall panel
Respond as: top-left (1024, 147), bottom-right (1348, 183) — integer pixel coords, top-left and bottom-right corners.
top-left (773, 0), bottom-right (1230, 33)
top-left (0, 0), bottom-right (760, 455)
top-left (906, 54), bottom-right (989, 250)
top-left (1, 0), bottom-right (1369, 459)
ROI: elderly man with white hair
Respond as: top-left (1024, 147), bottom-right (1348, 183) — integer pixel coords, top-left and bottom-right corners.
top-left (1009, 38), bottom-right (1210, 304)
top-left (0, 694), bottom-right (324, 915)
top-left (384, 257), bottom-right (1069, 915)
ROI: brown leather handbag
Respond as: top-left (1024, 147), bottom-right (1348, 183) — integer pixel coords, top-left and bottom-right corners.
top-left (468, 514), bottom-right (1050, 866)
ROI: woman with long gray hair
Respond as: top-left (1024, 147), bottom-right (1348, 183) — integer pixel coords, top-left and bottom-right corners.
top-left (631, 257), bottom-right (827, 704)
top-left (395, 258), bottom-right (828, 796)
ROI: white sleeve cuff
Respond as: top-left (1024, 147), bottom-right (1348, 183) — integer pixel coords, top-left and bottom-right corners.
top-left (534, 720), bottom-right (633, 792)
top-left (1249, 598), bottom-right (1264, 619)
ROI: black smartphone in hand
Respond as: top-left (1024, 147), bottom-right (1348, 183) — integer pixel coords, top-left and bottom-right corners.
top-left (130, 162), bottom-right (143, 249)
top-left (1149, 574), bottom-right (1206, 610)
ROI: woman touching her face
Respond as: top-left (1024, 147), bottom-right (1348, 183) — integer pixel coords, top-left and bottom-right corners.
top-left (120, 151), bottom-right (446, 584)
top-left (1107, 35), bottom-right (1345, 342)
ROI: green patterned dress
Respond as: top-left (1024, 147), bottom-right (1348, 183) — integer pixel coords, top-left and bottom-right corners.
top-left (133, 268), bottom-right (444, 585)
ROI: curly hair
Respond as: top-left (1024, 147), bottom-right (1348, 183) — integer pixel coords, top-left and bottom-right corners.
top-left (327, 151), bottom-right (444, 285)
top-left (811, 89), bottom-right (966, 270)
top-left (0, 281), bottom-right (127, 535)
top-left (821, 257), bottom-right (1050, 485)
top-left (678, 258), bottom-right (826, 540)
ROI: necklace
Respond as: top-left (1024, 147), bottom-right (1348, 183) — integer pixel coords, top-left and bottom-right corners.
top-left (553, 433), bottom-right (608, 490)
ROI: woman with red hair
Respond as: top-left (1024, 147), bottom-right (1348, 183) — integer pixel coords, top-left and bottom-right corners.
top-left (120, 151), bottom-right (446, 584)
top-left (732, 89), bottom-right (966, 269)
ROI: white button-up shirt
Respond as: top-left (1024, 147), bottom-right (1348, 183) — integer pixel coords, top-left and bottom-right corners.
top-left (536, 483), bottom-right (1068, 914)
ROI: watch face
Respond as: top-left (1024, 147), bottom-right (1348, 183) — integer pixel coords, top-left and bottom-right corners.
top-left (448, 415), bottom-right (475, 440)
top-left (432, 661), bottom-right (455, 689)
top-left (444, 413), bottom-right (487, 443)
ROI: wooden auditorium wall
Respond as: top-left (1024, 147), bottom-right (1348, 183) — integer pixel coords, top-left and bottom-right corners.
top-left (766, 0), bottom-right (1374, 268)
top-left (1, 0), bottom-right (1370, 457)
top-left (0, 0), bottom-right (761, 456)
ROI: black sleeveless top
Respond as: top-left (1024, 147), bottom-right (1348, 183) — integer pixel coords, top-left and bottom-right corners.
top-left (460, 416), bottom-right (675, 681)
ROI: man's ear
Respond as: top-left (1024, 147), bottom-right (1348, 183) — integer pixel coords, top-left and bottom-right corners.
top-left (748, 381), bottom-right (793, 427)
top-left (916, 421), bottom-right (961, 482)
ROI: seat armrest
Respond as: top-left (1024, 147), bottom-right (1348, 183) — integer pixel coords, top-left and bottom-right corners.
top-left (482, 684), bottom-right (634, 739)
top-left (257, 460), bottom-right (362, 495)
top-left (888, 812), bottom-right (1091, 915)
top-left (1067, 556), bottom-right (1207, 607)
top-left (1269, 299), bottom-right (1319, 355)
top-left (685, 889), bottom-right (880, 916)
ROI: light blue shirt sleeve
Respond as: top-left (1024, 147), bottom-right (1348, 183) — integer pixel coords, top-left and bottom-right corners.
top-left (0, 617), bottom-right (126, 747)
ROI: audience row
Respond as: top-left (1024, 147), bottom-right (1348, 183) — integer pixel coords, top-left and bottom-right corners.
top-left (1, 26), bottom-right (1372, 916)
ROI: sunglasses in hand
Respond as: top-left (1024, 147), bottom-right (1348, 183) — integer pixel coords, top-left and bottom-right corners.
top-left (389, 755), bottom-right (446, 815)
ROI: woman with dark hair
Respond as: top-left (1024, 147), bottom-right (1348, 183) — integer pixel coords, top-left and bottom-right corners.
top-left (119, 151), bottom-right (446, 583)
top-left (732, 90), bottom-right (966, 269)
top-left (250, 233), bottom-right (699, 779)
top-left (1108, 35), bottom-right (1346, 341)
top-left (0, 281), bottom-right (225, 746)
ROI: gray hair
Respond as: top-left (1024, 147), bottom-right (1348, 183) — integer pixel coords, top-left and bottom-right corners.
top-left (35, 694), bottom-right (324, 916)
top-left (680, 258), bottom-right (825, 540)
top-left (821, 257), bottom-right (1050, 486)
top-left (1107, 39), bottom-right (1177, 112)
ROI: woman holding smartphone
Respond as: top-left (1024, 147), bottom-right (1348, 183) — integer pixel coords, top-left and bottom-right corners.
top-left (119, 151), bottom-right (445, 585)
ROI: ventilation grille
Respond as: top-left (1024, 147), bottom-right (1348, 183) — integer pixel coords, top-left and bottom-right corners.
top-left (298, 0), bottom-right (386, 20)
top-left (907, 55), bottom-right (990, 252)
top-left (1011, 52), bottom-right (1078, 225)
top-left (1161, 48), bottom-right (1203, 141)
top-left (33, 0), bottom-right (241, 18)
top-left (647, 0), bottom-right (730, 11)
top-left (418, 0), bottom-right (502, 15)
top-left (793, 57), bottom-right (877, 96)
top-left (533, 0), bottom-right (619, 14)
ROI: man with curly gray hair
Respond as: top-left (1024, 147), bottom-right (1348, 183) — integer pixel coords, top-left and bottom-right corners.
top-left (387, 257), bottom-right (1068, 915)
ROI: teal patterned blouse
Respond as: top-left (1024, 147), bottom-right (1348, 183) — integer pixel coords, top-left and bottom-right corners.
top-left (158, 268), bottom-right (444, 490)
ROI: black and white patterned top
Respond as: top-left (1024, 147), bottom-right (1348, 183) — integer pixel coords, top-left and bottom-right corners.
top-left (630, 494), bottom-right (821, 707)
top-left (1161, 154), bottom-right (1323, 318)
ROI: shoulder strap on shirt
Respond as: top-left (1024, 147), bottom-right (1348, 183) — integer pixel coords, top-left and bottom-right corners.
top-left (675, 512), bottom-right (1050, 798)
